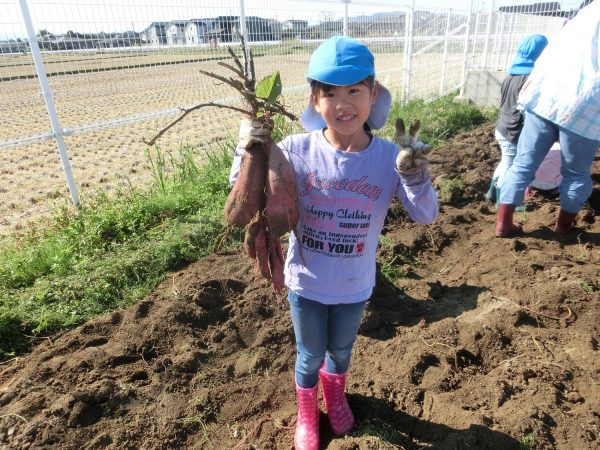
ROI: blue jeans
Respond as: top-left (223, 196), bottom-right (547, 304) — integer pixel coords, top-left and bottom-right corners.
top-left (500, 110), bottom-right (600, 213)
top-left (493, 129), bottom-right (518, 188)
top-left (288, 291), bottom-right (366, 388)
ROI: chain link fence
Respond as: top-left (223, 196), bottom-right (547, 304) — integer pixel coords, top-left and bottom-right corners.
top-left (0, 0), bottom-right (571, 234)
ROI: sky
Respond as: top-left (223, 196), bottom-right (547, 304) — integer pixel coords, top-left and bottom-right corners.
top-left (0, 0), bottom-right (587, 37)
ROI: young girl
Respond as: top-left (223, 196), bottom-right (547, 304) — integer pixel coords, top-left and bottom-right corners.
top-left (230, 36), bottom-right (438, 450)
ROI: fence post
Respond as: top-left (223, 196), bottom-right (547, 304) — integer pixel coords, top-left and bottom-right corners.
top-left (17, 0), bottom-right (80, 209)
top-left (471, 10), bottom-right (480, 66)
top-left (439, 8), bottom-right (452, 95)
top-left (402, 1), bottom-right (414, 103)
top-left (342, 0), bottom-right (350, 37)
top-left (492, 13), bottom-right (506, 70)
top-left (482, 0), bottom-right (495, 69)
top-left (459, 0), bottom-right (474, 97)
top-left (503, 13), bottom-right (517, 71)
top-left (238, 0), bottom-right (250, 54)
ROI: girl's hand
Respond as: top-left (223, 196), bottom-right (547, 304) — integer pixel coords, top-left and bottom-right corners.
top-left (238, 117), bottom-right (272, 150)
top-left (395, 118), bottom-right (433, 186)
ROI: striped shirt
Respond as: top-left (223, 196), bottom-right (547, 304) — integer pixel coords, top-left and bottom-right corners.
top-left (518, 1), bottom-right (600, 141)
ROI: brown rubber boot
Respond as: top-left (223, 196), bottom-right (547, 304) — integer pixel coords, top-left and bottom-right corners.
top-left (495, 204), bottom-right (523, 238)
top-left (555, 210), bottom-right (578, 235)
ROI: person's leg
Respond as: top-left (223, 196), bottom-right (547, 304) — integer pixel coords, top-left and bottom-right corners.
top-left (499, 111), bottom-right (559, 206)
top-left (288, 292), bottom-right (327, 450)
top-left (496, 111), bottom-right (558, 237)
top-left (324, 301), bottom-right (367, 373)
top-left (493, 130), bottom-right (519, 188)
top-left (320, 300), bottom-right (366, 435)
top-left (557, 129), bottom-right (599, 213)
top-left (288, 291), bottom-right (328, 388)
top-left (487, 131), bottom-right (515, 202)
top-left (554, 129), bottom-right (599, 233)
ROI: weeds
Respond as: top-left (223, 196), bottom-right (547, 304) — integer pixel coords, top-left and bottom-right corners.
top-left (183, 415), bottom-right (213, 446)
top-left (355, 418), bottom-right (412, 448)
top-left (580, 280), bottom-right (596, 293)
top-left (435, 175), bottom-right (465, 203)
top-left (576, 236), bottom-right (593, 261)
top-left (520, 432), bottom-right (535, 450)
top-left (381, 93), bottom-right (495, 147)
top-left (378, 236), bottom-right (405, 285)
top-left (377, 235), bottom-right (422, 287)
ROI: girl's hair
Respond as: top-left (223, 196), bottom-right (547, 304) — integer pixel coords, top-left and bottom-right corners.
top-left (309, 76), bottom-right (375, 133)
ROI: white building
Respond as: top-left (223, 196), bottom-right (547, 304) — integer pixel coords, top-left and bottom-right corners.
top-left (140, 22), bottom-right (167, 45)
top-left (185, 19), bottom-right (212, 45)
top-left (165, 21), bottom-right (187, 45)
top-left (281, 19), bottom-right (308, 38)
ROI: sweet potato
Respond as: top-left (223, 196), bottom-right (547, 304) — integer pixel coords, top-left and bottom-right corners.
top-left (269, 236), bottom-right (285, 293)
top-left (244, 219), bottom-right (260, 259)
top-left (254, 223), bottom-right (271, 281)
top-left (266, 142), bottom-right (299, 236)
top-left (225, 142), bottom-right (267, 227)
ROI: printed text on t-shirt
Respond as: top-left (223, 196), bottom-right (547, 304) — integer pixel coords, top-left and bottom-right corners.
top-left (300, 171), bottom-right (382, 201)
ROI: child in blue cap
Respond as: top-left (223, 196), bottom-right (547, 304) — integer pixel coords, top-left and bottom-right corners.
top-left (486, 34), bottom-right (548, 205)
top-left (230, 36), bottom-right (438, 450)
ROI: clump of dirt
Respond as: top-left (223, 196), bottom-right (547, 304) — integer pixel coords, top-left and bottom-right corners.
top-left (1, 122), bottom-right (598, 450)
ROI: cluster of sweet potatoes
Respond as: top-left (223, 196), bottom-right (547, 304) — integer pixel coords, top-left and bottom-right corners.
top-left (144, 35), bottom-right (299, 293)
top-left (225, 136), bottom-right (298, 292)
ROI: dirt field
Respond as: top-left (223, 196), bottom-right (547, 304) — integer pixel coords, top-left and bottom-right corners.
top-left (0, 122), bottom-right (598, 450)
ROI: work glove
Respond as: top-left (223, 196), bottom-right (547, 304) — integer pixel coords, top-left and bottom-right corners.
top-left (394, 118), bottom-right (433, 186)
top-left (238, 117), bottom-right (272, 150)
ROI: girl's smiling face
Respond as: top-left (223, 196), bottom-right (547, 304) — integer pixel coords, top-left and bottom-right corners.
top-left (312, 80), bottom-right (380, 152)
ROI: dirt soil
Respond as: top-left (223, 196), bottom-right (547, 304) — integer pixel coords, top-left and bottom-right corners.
top-left (1, 123), bottom-right (599, 450)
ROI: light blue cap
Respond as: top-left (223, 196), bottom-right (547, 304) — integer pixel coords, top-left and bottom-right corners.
top-left (509, 34), bottom-right (548, 75)
top-left (306, 36), bottom-right (376, 85)
top-left (301, 36), bottom-right (392, 131)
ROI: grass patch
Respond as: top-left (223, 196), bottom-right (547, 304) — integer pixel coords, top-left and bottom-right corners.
top-left (378, 236), bottom-right (406, 285)
top-left (435, 175), bottom-right (465, 203)
top-left (378, 235), bottom-right (421, 287)
top-left (0, 140), bottom-right (238, 359)
top-left (580, 280), bottom-right (596, 294)
top-left (520, 432), bottom-right (535, 450)
top-left (381, 93), bottom-right (496, 147)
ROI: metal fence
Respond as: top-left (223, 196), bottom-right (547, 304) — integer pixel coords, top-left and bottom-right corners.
top-left (0, 0), bottom-right (571, 234)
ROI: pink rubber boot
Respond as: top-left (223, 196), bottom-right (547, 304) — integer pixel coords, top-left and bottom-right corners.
top-left (294, 382), bottom-right (319, 450)
top-left (319, 367), bottom-right (355, 435)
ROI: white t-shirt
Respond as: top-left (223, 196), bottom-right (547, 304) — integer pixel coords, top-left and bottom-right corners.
top-left (229, 130), bottom-right (439, 304)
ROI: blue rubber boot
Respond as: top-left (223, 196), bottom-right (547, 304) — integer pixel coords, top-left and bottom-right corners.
top-left (485, 178), bottom-right (497, 203)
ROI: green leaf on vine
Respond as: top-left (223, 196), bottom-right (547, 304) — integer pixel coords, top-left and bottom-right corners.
top-left (256, 71), bottom-right (282, 104)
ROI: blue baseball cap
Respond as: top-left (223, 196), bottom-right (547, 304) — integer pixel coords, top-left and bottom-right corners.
top-left (509, 34), bottom-right (548, 75)
top-left (301, 36), bottom-right (392, 131)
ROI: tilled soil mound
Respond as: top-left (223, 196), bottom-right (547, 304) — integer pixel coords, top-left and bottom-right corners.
top-left (1, 123), bottom-right (598, 450)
